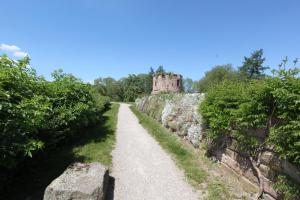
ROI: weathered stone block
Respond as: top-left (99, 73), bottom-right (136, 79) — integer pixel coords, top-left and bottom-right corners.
top-left (44, 162), bottom-right (108, 200)
top-left (187, 124), bottom-right (201, 147)
top-left (224, 148), bottom-right (239, 160)
top-left (262, 176), bottom-right (279, 199)
top-left (260, 151), bottom-right (281, 171)
top-left (259, 164), bottom-right (276, 181)
top-left (227, 139), bottom-right (240, 151)
top-left (281, 160), bottom-right (300, 182)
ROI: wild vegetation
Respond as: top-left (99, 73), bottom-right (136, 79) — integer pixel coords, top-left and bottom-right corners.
top-left (93, 67), bottom-right (155, 102)
top-left (199, 50), bottom-right (300, 199)
top-left (0, 55), bottom-right (113, 194)
top-left (93, 65), bottom-right (194, 101)
top-left (3, 103), bottom-right (119, 199)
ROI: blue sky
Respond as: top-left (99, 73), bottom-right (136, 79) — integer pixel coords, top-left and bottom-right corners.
top-left (1, 0), bottom-right (300, 81)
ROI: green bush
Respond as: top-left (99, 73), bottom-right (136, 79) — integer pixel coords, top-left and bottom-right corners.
top-left (199, 67), bottom-right (300, 165)
top-left (199, 66), bottom-right (300, 198)
top-left (0, 55), bottom-right (109, 169)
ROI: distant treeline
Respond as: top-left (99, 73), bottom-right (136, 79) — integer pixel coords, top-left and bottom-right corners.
top-left (92, 66), bottom-right (178, 102)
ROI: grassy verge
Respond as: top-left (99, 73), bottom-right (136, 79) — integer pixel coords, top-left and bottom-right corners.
top-left (73, 103), bottom-right (120, 166)
top-left (130, 105), bottom-right (233, 199)
top-left (3, 103), bottom-right (120, 200)
top-left (130, 105), bottom-right (207, 185)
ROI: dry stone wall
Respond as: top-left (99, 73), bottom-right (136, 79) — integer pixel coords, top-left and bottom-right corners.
top-left (135, 93), bottom-right (205, 147)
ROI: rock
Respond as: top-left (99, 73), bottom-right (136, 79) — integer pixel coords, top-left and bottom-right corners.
top-left (44, 162), bottom-right (109, 200)
top-left (224, 148), bottom-right (239, 160)
top-left (136, 93), bottom-right (204, 146)
top-left (281, 160), bottom-right (300, 182)
top-left (227, 139), bottom-right (240, 151)
top-left (262, 176), bottom-right (279, 199)
top-left (187, 124), bottom-right (201, 147)
top-left (260, 151), bottom-right (281, 171)
top-left (161, 102), bottom-right (174, 126)
top-left (178, 122), bottom-right (191, 136)
top-left (259, 164), bottom-right (276, 181)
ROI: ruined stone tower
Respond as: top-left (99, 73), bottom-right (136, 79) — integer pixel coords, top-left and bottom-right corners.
top-left (152, 73), bottom-right (182, 94)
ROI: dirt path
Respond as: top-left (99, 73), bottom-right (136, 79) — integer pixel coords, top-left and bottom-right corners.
top-left (110, 103), bottom-right (198, 200)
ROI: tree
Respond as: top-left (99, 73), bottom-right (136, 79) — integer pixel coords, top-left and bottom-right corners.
top-left (144, 67), bottom-right (154, 94)
top-left (239, 49), bottom-right (268, 79)
top-left (155, 66), bottom-right (165, 74)
top-left (93, 77), bottom-right (107, 96)
top-left (183, 78), bottom-right (196, 93)
top-left (196, 64), bottom-right (238, 92)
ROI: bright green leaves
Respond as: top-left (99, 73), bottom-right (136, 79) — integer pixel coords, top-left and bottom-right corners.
top-left (0, 55), bottom-right (110, 169)
top-left (199, 67), bottom-right (300, 165)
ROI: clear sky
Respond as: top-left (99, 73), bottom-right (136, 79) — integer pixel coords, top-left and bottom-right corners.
top-left (1, 0), bottom-right (299, 81)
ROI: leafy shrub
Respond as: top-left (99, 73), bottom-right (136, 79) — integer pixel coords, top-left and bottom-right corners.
top-left (0, 55), bottom-right (109, 169)
top-left (199, 66), bottom-right (300, 198)
top-left (199, 67), bottom-right (300, 165)
top-left (274, 175), bottom-right (300, 200)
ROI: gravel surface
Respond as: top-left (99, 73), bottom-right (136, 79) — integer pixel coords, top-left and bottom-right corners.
top-left (111, 103), bottom-right (199, 200)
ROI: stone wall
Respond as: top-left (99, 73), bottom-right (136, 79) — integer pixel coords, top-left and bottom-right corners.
top-left (212, 137), bottom-right (300, 200)
top-left (135, 93), bottom-right (204, 147)
top-left (135, 94), bottom-right (300, 200)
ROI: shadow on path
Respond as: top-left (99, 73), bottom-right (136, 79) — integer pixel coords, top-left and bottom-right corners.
top-left (105, 176), bottom-right (115, 200)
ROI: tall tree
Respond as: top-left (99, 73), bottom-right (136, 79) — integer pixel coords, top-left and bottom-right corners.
top-left (239, 49), bottom-right (268, 79)
top-left (196, 64), bottom-right (238, 92)
top-left (155, 66), bottom-right (165, 74)
top-left (183, 78), bottom-right (196, 93)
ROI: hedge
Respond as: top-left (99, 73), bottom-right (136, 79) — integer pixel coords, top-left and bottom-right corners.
top-left (0, 55), bottom-right (110, 169)
top-left (199, 67), bottom-right (300, 199)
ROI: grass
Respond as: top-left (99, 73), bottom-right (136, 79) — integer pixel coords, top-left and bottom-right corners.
top-left (73, 103), bottom-right (120, 166)
top-left (207, 181), bottom-right (231, 200)
top-left (3, 103), bottom-right (120, 200)
top-left (130, 105), bottom-right (233, 200)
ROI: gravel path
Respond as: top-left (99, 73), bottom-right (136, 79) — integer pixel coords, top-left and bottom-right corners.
top-left (111, 103), bottom-right (198, 200)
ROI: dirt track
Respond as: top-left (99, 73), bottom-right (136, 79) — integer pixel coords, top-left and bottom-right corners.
top-left (110, 103), bottom-right (198, 200)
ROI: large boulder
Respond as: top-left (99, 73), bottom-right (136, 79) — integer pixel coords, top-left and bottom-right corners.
top-left (44, 162), bottom-right (109, 200)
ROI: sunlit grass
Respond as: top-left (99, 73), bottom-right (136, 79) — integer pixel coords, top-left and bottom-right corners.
top-left (130, 105), bottom-right (234, 199)
top-left (130, 105), bottom-right (207, 185)
top-left (73, 103), bottom-right (120, 166)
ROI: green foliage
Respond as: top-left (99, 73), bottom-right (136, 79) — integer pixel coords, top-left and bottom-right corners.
top-left (0, 55), bottom-right (109, 169)
top-left (183, 78), bottom-right (197, 93)
top-left (72, 103), bottom-right (120, 166)
top-left (199, 66), bottom-right (300, 165)
top-left (2, 104), bottom-right (119, 199)
top-left (267, 67), bottom-right (300, 163)
top-left (239, 49), bottom-right (269, 79)
top-left (155, 65), bottom-right (166, 74)
top-left (93, 68), bottom-right (154, 102)
top-left (207, 180), bottom-right (231, 200)
top-left (274, 175), bottom-right (300, 200)
top-left (196, 64), bottom-right (238, 92)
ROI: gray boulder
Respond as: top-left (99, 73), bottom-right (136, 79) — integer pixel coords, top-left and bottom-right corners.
top-left (44, 162), bottom-right (109, 200)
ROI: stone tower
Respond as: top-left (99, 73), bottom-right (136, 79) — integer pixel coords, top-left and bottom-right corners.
top-left (152, 73), bottom-right (182, 94)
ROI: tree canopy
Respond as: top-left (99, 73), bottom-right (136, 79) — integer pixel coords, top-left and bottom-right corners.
top-left (239, 49), bottom-right (268, 79)
top-left (196, 64), bottom-right (238, 92)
